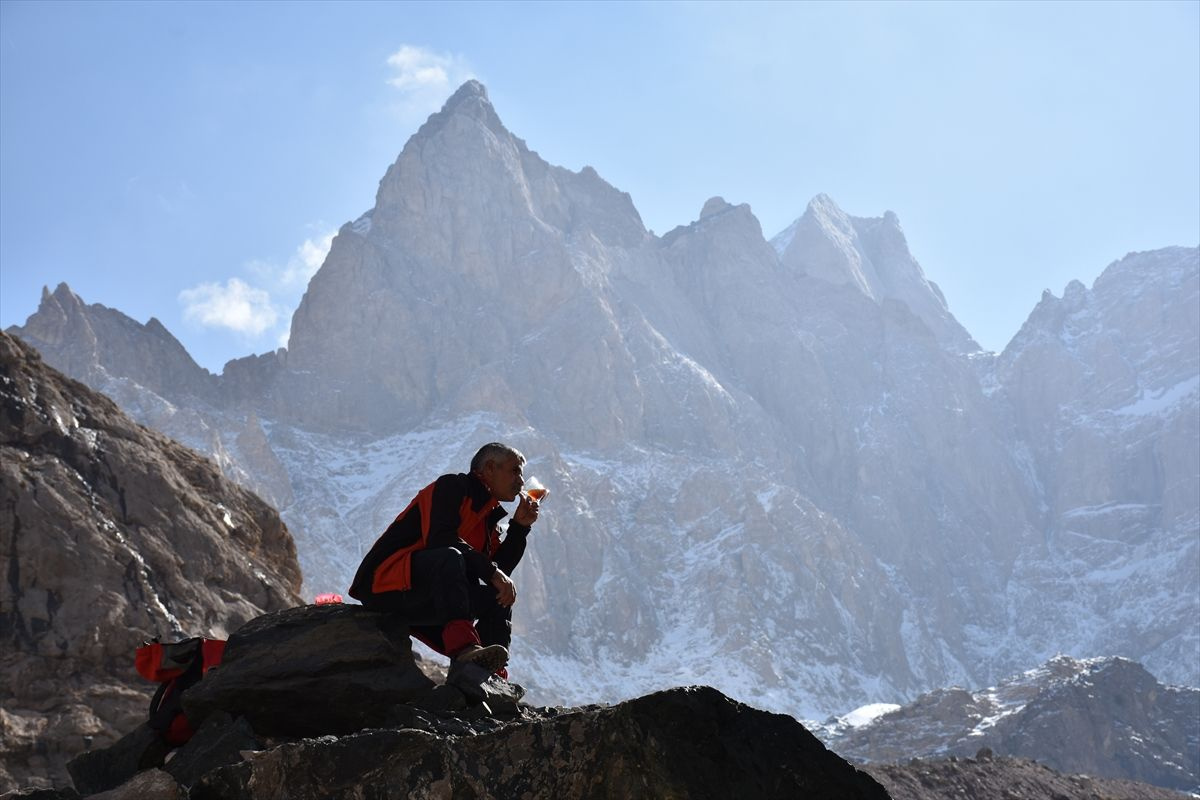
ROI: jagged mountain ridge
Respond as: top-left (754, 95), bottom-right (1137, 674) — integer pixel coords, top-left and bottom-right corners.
top-left (8, 81), bottom-right (1198, 722)
top-left (771, 193), bottom-right (978, 355)
top-left (820, 655), bottom-right (1200, 793)
top-left (0, 331), bottom-right (304, 792)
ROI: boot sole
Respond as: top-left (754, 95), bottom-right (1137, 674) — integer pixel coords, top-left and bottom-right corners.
top-left (456, 645), bottom-right (508, 674)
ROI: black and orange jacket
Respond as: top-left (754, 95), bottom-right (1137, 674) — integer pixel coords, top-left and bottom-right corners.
top-left (348, 471), bottom-right (531, 603)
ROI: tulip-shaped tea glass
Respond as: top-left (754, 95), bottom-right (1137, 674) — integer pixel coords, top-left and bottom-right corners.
top-left (524, 476), bottom-right (549, 502)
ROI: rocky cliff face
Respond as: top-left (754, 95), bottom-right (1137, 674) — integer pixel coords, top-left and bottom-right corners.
top-left (820, 655), bottom-right (1200, 793)
top-left (984, 247), bottom-right (1200, 683)
top-left (7, 80), bottom-right (1197, 726)
top-left (0, 331), bottom-right (303, 792)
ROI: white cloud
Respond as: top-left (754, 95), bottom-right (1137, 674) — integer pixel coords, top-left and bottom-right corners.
top-left (192, 229), bottom-right (334, 346)
top-left (179, 278), bottom-right (278, 335)
top-left (281, 231), bottom-right (335, 287)
top-left (387, 46), bottom-right (451, 90)
top-left (385, 45), bottom-right (475, 115)
top-left (248, 229), bottom-right (335, 289)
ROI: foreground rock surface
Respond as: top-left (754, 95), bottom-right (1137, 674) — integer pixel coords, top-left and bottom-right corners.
top-left (188, 686), bottom-right (890, 800)
top-left (0, 332), bottom-right (303, 793)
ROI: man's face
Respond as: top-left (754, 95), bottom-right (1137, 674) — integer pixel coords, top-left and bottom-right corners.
top-left (482, 455), bottom-right (524, 502)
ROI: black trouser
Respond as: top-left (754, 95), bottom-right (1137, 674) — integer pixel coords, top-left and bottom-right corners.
top-left (364, 547), bottom-right (511, 653)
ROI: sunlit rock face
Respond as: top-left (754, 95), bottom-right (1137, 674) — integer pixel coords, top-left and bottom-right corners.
top-left (0, 332), bottom-right (303, 792)
top-left (8, 81), bottom-right (1197, 722)
top-left (987, 246), bottom-right (1200, 683)
top-left (284, 80), bottom-right (653, 440)
top-left (774, 193), bottom-right (979, 355)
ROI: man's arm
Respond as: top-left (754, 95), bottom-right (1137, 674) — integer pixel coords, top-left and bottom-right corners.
top-left (493, 522), bottom-right (530, 574)
top-left (425, 475), bottom-right (497, 581)
top-left (493, 493), bottom-right (539, 574)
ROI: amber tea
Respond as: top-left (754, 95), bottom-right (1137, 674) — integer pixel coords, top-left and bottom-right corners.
top-left (525, 477), bottom-right (549, 501)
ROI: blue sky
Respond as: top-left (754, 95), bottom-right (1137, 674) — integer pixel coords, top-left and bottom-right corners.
top-left (2, 0), bottom-right (1197, 372)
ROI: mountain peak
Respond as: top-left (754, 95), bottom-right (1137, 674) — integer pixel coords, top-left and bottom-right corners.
top-left (808, 192), bottom-right (841, 212)
top-left (447, 78), bottom-right (488, 103)
top-left (700, 196), bottom-right (734, 219)
top-left (775, 194), bottom-right (978, 352)
top-left (1063, 279), bottom-right (1088, 307)
top-left (409, 79), bottom-right (506, 145)
top-left (45, 281), bottom-right (83, 311)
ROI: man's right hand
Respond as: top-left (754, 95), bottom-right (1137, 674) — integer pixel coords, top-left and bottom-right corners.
top-left (491, 568), bottom-right (516, 607)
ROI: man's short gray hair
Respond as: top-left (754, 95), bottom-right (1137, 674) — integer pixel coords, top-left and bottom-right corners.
top-left (470, 442), bottom-right (525, 473)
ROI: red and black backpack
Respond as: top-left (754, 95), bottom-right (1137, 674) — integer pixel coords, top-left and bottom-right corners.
top-left (134, 637), bottom-right (226, 746)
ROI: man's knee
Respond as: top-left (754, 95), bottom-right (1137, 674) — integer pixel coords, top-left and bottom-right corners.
top-left (470, 583), bottom-right (511, 619)
top-left (413, 547), bottom-right (467, 584)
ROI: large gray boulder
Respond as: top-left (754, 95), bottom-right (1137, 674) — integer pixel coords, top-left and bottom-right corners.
top-left (182, 604), bottom-right (437, 737)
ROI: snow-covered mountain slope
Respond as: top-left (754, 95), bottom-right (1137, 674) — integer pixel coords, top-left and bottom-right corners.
top-left (9, 81), bottom-right (1198, 719)
top-left (819, 655), bottom-right (1200, 793)
top-left (985, 247), bottom-right (1200, 686)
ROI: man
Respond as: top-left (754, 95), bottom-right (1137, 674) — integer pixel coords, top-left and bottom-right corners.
top-left (348, 443), bottom-right (539, 676)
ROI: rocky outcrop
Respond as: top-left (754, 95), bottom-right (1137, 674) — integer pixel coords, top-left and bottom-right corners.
top-left (867, 753), bottom-right (1189, 800)
top-left (0, 331), bottom-right (303, 793)
top-left (186, 686), bottom-right (891, 800)
top-left (821, 655), bottom-right (1200, 793)
top-left (45, 602), bottom-right (890, 800)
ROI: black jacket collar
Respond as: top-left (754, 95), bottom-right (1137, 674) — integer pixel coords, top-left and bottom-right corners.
top-left (465, 471), bottom-right (507, 516)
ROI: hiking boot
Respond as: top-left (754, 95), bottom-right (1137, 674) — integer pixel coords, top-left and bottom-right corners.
top-left (453, 644), bottom-right (509, 674)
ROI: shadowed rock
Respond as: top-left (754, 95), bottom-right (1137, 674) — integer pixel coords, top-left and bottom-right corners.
top-left (182, 604), bottom-right (436, 737)
top-left (0, 787), bottom-right (81, 799)
top-left (189, 686), bottom-right (891, 800)
top-left (161, 713), bottom-right (260, 789)
top-left (83, 768), bottom-right (184, 800)
top-left (64, 725), bottom-right (168, 796)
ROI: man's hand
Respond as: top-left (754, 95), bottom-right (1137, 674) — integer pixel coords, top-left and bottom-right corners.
top-left (491, 568), bottom-right (517, 607)
top-left (513, 493), bottom-right (540, 527)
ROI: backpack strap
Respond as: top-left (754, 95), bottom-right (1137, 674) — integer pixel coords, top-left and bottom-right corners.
top-left (142, 637), bottom-right (225, 746)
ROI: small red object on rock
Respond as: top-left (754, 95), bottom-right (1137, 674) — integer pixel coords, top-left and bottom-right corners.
top-left (314, 593), bottom-right (343, 605)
